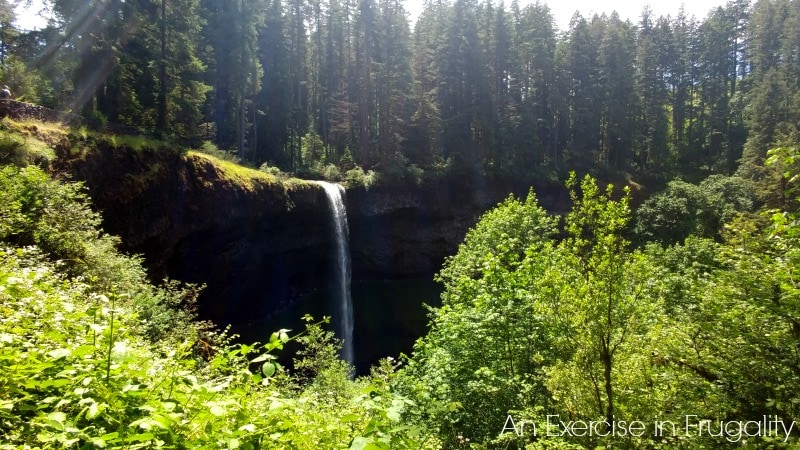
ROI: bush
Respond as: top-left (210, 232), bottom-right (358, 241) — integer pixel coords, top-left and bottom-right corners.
top-left (406, 163), bottom-right (424, 185)
top-left (0, 249), bottom-right (434, 448)
top-left (0, 127), bottom-right (55, 166)
top-left (197, 140), bottom-right (240, 163)
top-left (321, 163), bottom-right (342, 181)
top-left (258, 162), bottom-right (288, 179)
top-left (344, 166), bottom-right (378, 188)
top-left (634, 175), bottom-right (756, 245)
top-left (0, 157), bottom-right (437, 449)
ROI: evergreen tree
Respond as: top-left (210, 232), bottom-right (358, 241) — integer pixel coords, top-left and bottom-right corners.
top-left (408, 0), bottom-right (446, 167)
top-left (0, 0), bottom-right (17, 66)
top-left (373, 0), bottom-right (413, 170)
top-left (636, 8), bottom-right (670, 170)
top-left (438, 0), bottom-right (490, 177)
top-left (256, 0), bottom-right (293, 165)
top-left (511, 2), bottom-right (557, 171)
top-left (155, 0), bottom-right (209, 138)
top-left (596, 13), bottom-right (637, 171)
top-left (697, 4), bottom-right (747, 172)
top-left (287, 0), bottom-right (309, 169)
top-left (563, 13), bottom-right (601, 167)
top-left (201, 0), bottom-right (263, 155)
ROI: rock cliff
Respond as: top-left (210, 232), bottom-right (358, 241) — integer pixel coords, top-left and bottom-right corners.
top-left (49, 133), bottom-right (568, 327)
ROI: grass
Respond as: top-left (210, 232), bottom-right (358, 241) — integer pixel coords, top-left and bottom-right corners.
top-left (184, 150), bottom-right (315, 192)
top-left (72, 126), bottom-right (169, 152)
top-left (1, 117), bottom-right (318, 195)
top-left (0, 119), bottom-right (57, 165)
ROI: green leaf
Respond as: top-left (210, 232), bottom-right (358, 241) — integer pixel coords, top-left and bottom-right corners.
top-left (47, 348), bottom-right (70, 360)
top-left (261, 362), bottom-right (276, 378)
top-left (340, 414), bottom-right (360, 423)
top-left (209, 404), bottom-right (226, 417)
top-left (47, 411), bottom-right (66, 423)
top-left (238, 424), bottom-right (256, 433)
top-left (126, 433), bottom-right (155, 443)
top-left (86, 402), bottom-right (102, 420)
top-left (251, 352), bottom-right (276, 363)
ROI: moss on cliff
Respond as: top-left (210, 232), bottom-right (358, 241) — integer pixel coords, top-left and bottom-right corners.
top-left (1, 117), bottom-right (313, 196)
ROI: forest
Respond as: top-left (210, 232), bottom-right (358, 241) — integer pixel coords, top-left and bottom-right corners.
top-left (0, 0), bottom-right (796, 186)
top-left (0, 0), bottom-right (799, 448)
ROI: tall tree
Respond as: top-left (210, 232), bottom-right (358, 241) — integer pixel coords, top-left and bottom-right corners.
top-left (436, 0), bottom-right (495, 177)
top-left (155, 0), bottom-right (209, 138)
top-left (49, 0), bottom-right (131, 116)
top-left (697, 3), bottom-right (748, 172)
top-left (596, 13), bottom-right (637, 170)
top-left (373, 0), bottom-right (413, 168)
top-left (287, 0), bottom-right (309, 169)
top-left (0, 0), bottom-right (17, 66)
top-left (256, 0), bottom-right (293, 165)
top-left (563, 13), bottom-right (601, 167)
top-left (408, 0), bottom-right (446, 166)
top-left (636, 8), bottom-right (670, 170)
top-left (513, 2), bottom-right (557, 170)
top-left (201, 0), bottom-right (263, 155)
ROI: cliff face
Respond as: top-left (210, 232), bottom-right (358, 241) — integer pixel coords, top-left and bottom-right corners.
top-left (53, 138), bottom-right (568, 327)
top-left (55, 141), bottom-right (331, 325)
top-left (346, 179), bottom-right (570, 279)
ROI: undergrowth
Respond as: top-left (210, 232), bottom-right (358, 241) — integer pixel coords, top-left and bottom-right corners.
top-left (0, 148), bottom-right (436, 448)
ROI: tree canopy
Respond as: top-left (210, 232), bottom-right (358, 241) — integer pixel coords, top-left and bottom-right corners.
top-left (2, 0), bottom-right (799, 187)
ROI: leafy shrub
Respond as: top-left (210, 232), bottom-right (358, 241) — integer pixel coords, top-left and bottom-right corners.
top-left (0, 131), bottom-right (26, 164)
top-left (344, 166), bottom-right (378, 189)
top-left (0, 249), bottom-right (435, 448)
top-left (197, 140), bottom-right (240, 163)
top-left (0, 157), bottom-right (436, 449)
top-left (406, 163), bottom-right (424, 185)
top-left (258, 162), bottom-right (287, 179)
top-left (634, 175), bottom-right (756, 245)
top-left (0, 165), bottom-right (139, 291)
top-left (0, 127), bottom-right (55, 166)
top-left (321, 163), bottom-right (342, 181)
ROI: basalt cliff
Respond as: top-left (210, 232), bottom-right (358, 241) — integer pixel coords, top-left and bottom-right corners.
top-left (10, 111), bottom-right (569, 328)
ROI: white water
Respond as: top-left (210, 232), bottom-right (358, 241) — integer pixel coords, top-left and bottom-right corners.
top-left (315, 181), bottom-right (354, 364)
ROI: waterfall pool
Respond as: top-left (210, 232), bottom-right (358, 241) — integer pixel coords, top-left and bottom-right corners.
top-left (230, 277), bottom-right (442, 375)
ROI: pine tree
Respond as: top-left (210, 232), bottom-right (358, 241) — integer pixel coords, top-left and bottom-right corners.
top-left (408, 0), bottom-right (446, 166)
top-left (596, 13), bottom-right (637, 170)
top-left (636, 8), bottom-right (669, 170)
top-left (256, 0), bottom-right (293, 166)
top-left (563, 13), bottom-right (601, 167)
top-left (511, 2), bottom-right (557, 170)
top-left (201, 0), bottom-right (263, 156)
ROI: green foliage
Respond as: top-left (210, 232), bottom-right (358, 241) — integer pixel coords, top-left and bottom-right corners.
top-left (196, 140), bottom-right (241, 164)
top-left (766, 145), bottom-right (800, 207)
top-left (0, 165), bottom-right (139, 292)
top-left (321, 164), bottom-right (342, 182)
top-left (344, 166), bottom-right (379, 189)
top-left (0, 56), bottom-right (53, 104)
top-left (635, 175), bottom-right (756, 245)
top-left (407, 188), bottom-right (560, 444)
top-left (0, 127), bottom-right (55, 166)
top-left (0, 164), bottom-right (436, 448)
top-left (13, 0), bottom-right (790, 184)
top-left (0, 245), bottom-right (432, 447)
top-left (299, 129), bottom-right (325, 174)
top-left (437, 188), bottom-right (557, 286)
top-left (406, 173), bottom-right (800, 447)
top-left (258, 162), bottom-right (289, 180)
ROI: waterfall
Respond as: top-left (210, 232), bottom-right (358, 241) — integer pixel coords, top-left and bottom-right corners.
top-left (315, 181), bottom-right (354, 364)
